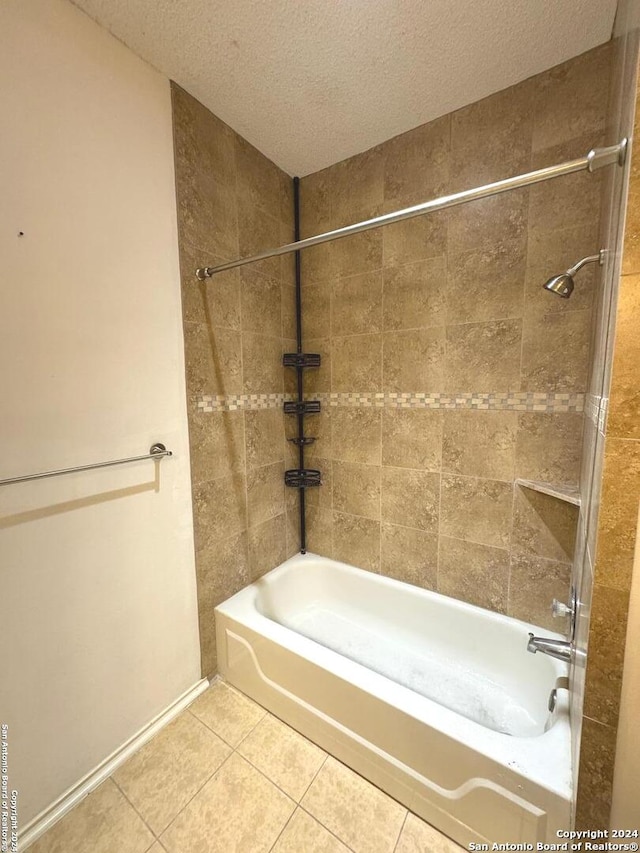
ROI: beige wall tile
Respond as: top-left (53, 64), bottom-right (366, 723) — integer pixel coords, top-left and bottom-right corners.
top-left (382, 212), bottom-right (448, 267)
top-left (382, 409), bottom-right (443, 471)
top-left (302, 281), bottom-right (331, 339)
top-left (113, 711), bottom-right (230, 835)
top-left (594, 437), bottom-right (640, 591)
top-left (515, 413), bottom-right (583, 485)
top-left (287, 406), bottom-right (331, 458)
top-left (442, 410), bottom-right (517, 481)
top-left (383, 257), bottom-right (447, 331)
top-left (332, 147), bottom-right (384, 224)
top-left (528, 135), bottom-right (604, 239)
top-left (380, 523), bottom-right (437, 589)
top-left (241, 267), bottom-right (282, 337)
top-left (304, 455), bottom-right (333, 509)
top-left (575, 717), bottom-right (617, 830)
top-left (524, 224), bottom-right (599, 315)
top-left (196, 531), bottom-right (249, 675)
top-left (383, 115), bottom-right (450, 206)
top-left (179, 242), bottom-right (241, 329)
top-left (446, 238), bottom-right (526, 325)
top-left (195, 530), bottom-right (250, 614)
top-left (307, 507), bottom-right (334, 557)
top-left (171, 84), bottom-right (236, 187)
top-left (440, 475), bottom-right (513, 548)
top-left (235, 134), bottom-right (283, 216)
top-left (300, 168), bottom-right (333, 237)
top-left (301, 757), bottom-right (406, 853)
top-left (512, 487), bottom-right (578, 562)
top-left (248, 513), bottom-right (287, 580)
top-left (199, 608), bottom-right (218, 677)
top-left (28, 779), bottom-right (154, 853)
top-left (191, 681), bottom-right (265, 748)
top-left (237, 205), bottom-right (282, 280)
top-left (188, 410), bottom-right (245, 485)
top-left (622, 169), bottom-right (640, 275)
top-left (242, 333), bottom-right (285, 394)
top-left (331, 334), bottom-right (382, 392)
top-left (607, 273), bottom-right (640, 438)
top-left (283, 338), bottom-right (299, 396)
top-left (333, 512), bottom-right (380, 572)
top-left (184, 323), bottom-right (242, 397)
top-left (238, 714), bottom-right (326, 801)
top-left (584, 584), bottom-right (630, 726)
top-left (447, 190), bottom-right (528, 256)
top-left (395, 812), bottom-right (466, 853)
top-left (333, 230), bottom-right (383, 277)
top-left (508, 554), bottom-right (571, 630)
top-left (333, 460), bottom-right (380, 519)
top-left (175, 168), bottom-right (238, 261)
top-left (451, 79), bottom-right (534, 188)
top-left (383, 328), bottom-right (446, 393)
top-left (438, 537), bottom-right (509, 612)
top-left (445, 319), bottom-right (522, 393)
top-left (332, 271), bottom-right (383, 336)
top-left (381, 468), bottom-right (439, 533)
top-left (160, 752), bottom-right (294, 853)
top-left (272, 808), bottom-right (349, 853)
top-left (245, 410), bottom-right (285, 469)
top-left (331, 408), bottom-right (382, 465)
top-left (301, 241), bottom-right (335, 285)
top-left (285, 507), bottom-right (301, 558)
top-left (281, 284), bottom-right (297, 339)
top-left (532, 44), bottom-right (610, 152)
top-left (247, 462), bottom-right (285, 527)
top-left (305, 338), bottom-right (332, 395)
top-left (521, 309), bottom-right (590, 392)
top-left (192, 472), bottom-right (247, 553)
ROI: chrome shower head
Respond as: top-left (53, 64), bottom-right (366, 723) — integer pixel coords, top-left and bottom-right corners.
top-left (542, 249), bottom-right (606, 299)
top-left (543, 273), bottom-right (575, 298)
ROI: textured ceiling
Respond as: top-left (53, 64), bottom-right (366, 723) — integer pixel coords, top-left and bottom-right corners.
top-left (71, 0), bottom-right (617, 176)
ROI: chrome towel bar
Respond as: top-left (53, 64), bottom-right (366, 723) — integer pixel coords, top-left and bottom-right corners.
top-left (0, 443), bottom-right (172, 486)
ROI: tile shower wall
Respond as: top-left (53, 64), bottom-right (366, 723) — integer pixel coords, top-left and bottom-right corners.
top-left (171, 84), bottom-right (296, 676)
top-left (298, 44), bottom-right (612, 628)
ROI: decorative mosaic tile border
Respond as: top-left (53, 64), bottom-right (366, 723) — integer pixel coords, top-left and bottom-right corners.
top-left (196, 393), bottom-right (288, 412)
top-left (321, 392), bottom-right (584, 412)
top-left (196, 391), bottom-right (585, 413)
top-left (585, 392), bottom-right (608, 433)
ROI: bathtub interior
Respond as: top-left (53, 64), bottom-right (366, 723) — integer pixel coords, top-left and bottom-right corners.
top-left (254, 555), bottom-right (565, 738)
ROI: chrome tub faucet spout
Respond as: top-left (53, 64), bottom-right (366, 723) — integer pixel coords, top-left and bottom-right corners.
top-left (527, 633), bottom-right (572, 663)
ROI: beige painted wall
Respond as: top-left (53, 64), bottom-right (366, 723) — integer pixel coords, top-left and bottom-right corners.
top-left (0, 0), bottom-right (200, 828)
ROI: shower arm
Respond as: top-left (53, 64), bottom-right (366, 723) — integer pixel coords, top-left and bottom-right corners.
top-left (566, 249), bottom-right (606, 276)
top-left (195, 140), bottom-right (627, 279)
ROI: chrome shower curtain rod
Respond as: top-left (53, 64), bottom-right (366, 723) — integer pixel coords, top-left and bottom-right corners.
top-left (195, 139), bottom-right (627, 280)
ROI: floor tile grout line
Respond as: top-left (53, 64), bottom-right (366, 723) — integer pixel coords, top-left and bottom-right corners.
top-left (156, 749), bottom-right (237, 844)
top-left (297, 802), bottom-right (358, 852)
top-left (233, 745), bottom-right (309, 807)
top-left (265, 804), bottom-right (298, 853)
top-left (110, 774), bottom-right (160, 842)
top-left (392, 810), bottom-right (409, 853)
top-left (298, 752), bottom-right (329, 802)
top-left (299, 755), bottom-right (410, 853)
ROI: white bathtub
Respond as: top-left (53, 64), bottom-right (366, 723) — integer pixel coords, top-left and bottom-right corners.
top-left (215, 553), bottom-right (572, 845)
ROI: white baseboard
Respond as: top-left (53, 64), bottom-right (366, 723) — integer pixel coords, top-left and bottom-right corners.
top-left (19, 678), bottom-right (210, 850)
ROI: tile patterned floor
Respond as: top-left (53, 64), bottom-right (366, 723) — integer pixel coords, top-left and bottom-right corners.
top-left (28, 680), bottom-right (464, 853)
